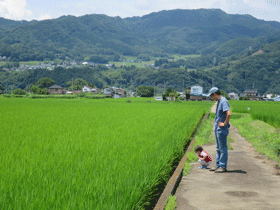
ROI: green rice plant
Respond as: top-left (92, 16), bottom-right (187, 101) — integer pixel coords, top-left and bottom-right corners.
top-left (28, 94), bottom-right (76, 99)
top-left (0, 98), bottom-right (212, 209)
top-left (85, 94), bottom-right (110, 99)
top-left (230, 114), bottom-right (280, 165)
top-left (230, 101), bottom-right (280, 128)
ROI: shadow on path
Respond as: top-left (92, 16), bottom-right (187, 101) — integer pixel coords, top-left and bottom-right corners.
top-left (216, 169), bottom-right (247, 174)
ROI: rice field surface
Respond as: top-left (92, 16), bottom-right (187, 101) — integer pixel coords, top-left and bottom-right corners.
top-left (0, 98), bottom-right (212, 209)
top-left (230, 100), bottom-right (280, 128)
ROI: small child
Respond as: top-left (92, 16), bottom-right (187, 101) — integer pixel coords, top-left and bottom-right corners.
top-left (194, 145), bottom-right (212, 169)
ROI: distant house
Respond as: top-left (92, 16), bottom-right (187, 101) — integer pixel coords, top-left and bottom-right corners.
top-left (263, 94), bottom-right (274, 99)
top-left (65, 91), bottom-right (73, 94)
top-left (244, 89), bottom-right (261, 101)
top-left (116, 88), bottom-right (126, 98)
top-left (103, 87), bottom-right (126, 98)
top-left (82, 85), bottom-right (98, 93)
top-left (273, 97), bottom-right (280, 101)
top-left (228, 92), bottom-right (239, 100)
top-left (178, 92), bottom-right (186, 100)
top-left (48, 85), bottom-right (65, 94)
top-left (190, 86), bottom-right (203, 101)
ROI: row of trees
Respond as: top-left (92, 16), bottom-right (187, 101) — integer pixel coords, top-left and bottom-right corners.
top-left (135, 86), bottom-right (181, 100)
top-left (5, 77), bottom-right (96, 95)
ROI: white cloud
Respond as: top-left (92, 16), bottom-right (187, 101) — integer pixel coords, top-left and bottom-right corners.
top-left (0, 0), bottom-right (32, 20)
top-left (38, 14), bottom-right (52, 21)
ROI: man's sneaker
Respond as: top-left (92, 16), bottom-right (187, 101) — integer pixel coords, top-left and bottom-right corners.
top-left (215, 168), bottom-right (227, 173)
top-left (198, 166), bottom-right (207, 169)
top-left (209, 166), bottom-right (220, 171)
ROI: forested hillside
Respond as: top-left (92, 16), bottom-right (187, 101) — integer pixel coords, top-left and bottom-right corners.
top-left (0, 9), bottom-right (280, 61)
top-left (1, 9), bottom-right (280, 95)
top-left (1, 39), bottom-right (279, 95)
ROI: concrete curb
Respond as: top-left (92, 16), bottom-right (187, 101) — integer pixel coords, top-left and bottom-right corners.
top-left (154, 113), bottom-right (210, 210)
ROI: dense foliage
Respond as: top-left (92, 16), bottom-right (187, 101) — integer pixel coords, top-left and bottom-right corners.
top-left (0, 9), bottom-right (280, 62)
top-left (1, 46), bottom-right (280, 95)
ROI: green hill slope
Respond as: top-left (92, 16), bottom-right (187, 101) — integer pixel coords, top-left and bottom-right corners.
top-left (0, 9), bottom-right (280, 61)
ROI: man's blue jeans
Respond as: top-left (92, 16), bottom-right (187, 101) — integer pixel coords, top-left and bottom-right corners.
top-left (214, 127), bottom-right (229, 169)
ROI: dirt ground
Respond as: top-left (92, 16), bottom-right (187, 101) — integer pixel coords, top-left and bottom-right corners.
top-left (175, 104), bottom-right (280, 210)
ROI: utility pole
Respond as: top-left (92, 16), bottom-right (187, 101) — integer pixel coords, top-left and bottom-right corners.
top-left (154, 82), bottom-right (156, 97)
top-left (164, 81), bottom-right (168, 94)
top-left (72, 78), bottom-right (73, 92)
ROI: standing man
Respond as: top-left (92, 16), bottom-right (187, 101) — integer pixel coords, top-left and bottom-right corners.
top-left (208, 87), bottom-right (231, 173)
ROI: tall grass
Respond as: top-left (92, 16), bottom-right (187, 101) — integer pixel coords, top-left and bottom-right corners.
top-left (0, 98), bottom-right (212, 209)
top-left (230, 101), bottom-right (280, 128)
top-left (230, 114), bottom-right (280, 164)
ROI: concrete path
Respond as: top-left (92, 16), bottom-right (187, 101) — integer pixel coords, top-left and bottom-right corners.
top-left (175, 123), bottom-right (280, 210)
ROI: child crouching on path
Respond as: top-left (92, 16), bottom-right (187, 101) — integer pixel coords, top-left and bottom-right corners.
top-left (195, 145), bottom-right (212, 169)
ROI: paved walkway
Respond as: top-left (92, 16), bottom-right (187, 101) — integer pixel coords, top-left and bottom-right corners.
top-left (175, 107), bottom-right (280, 210)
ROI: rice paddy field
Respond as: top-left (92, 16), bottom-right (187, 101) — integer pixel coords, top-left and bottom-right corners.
top-left (0, 97), bottom-right (212, 209)
top-left (230, 100), bottom-right (280, 128)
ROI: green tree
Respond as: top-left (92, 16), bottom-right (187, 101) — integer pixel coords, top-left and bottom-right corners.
top-left (13, 88), bottom-right (26, 95)
top-left (136, 86), bottom-right (154, 97)
top-left (163, 87), bottom-right (176, 101)
top-left (69, 78), bottom-right (88, 90)
top-left (137, 54), bottom-right (150, 61)
top-left (36, 77), bottom-right (55, 88)
top-left (39, 88), bottom-right (49, 95)
top-left (89, 55), bottom-right (109, 64)
top-left (113, 54), bottom-right (120, 62)
top-left (31, 85), bottom-right (40, 94)
top-left (185, 88), bottom-right (191, 100)
top-left (155, 59), bottom-right (169, 67)
top-left (0, 85), bottom-right (4, 91)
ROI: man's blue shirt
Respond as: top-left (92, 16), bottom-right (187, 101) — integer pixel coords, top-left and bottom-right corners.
top-left (214, 96), bottom-right (230, 130)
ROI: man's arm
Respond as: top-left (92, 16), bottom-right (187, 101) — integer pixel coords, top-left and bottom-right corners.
top-left (218, 110), bottom-right (231, 127)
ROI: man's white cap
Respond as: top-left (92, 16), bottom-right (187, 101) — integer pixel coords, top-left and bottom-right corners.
top-left (208, 87), bottom-right (219, 97)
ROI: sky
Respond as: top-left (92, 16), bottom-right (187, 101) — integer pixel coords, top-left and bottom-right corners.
top-left (0, 0), bottom-right (280, 22)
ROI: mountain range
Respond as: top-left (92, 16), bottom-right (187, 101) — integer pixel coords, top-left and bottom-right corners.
top-left (0, 9), bottom-right (280, 61)
top-left (0, 9), bottom-right (280, 96)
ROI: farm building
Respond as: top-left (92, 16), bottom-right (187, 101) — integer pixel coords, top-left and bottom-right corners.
top-left (48, 85), bottom-right (66, 95)
top-left (228, 92), bottom-right (239, 100)
top-left (244, 89), bottom-right (261, 101)
top-left (178, 92), bottom-right (186, 100)
top-left (82, 85), bottom-right (98, 93)
top-left (103, 87), bottom-right (126, 98)
top-left (190, 86), bottom-right (203, 101)
top-left (273, 97), bottom-right (280, 101)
